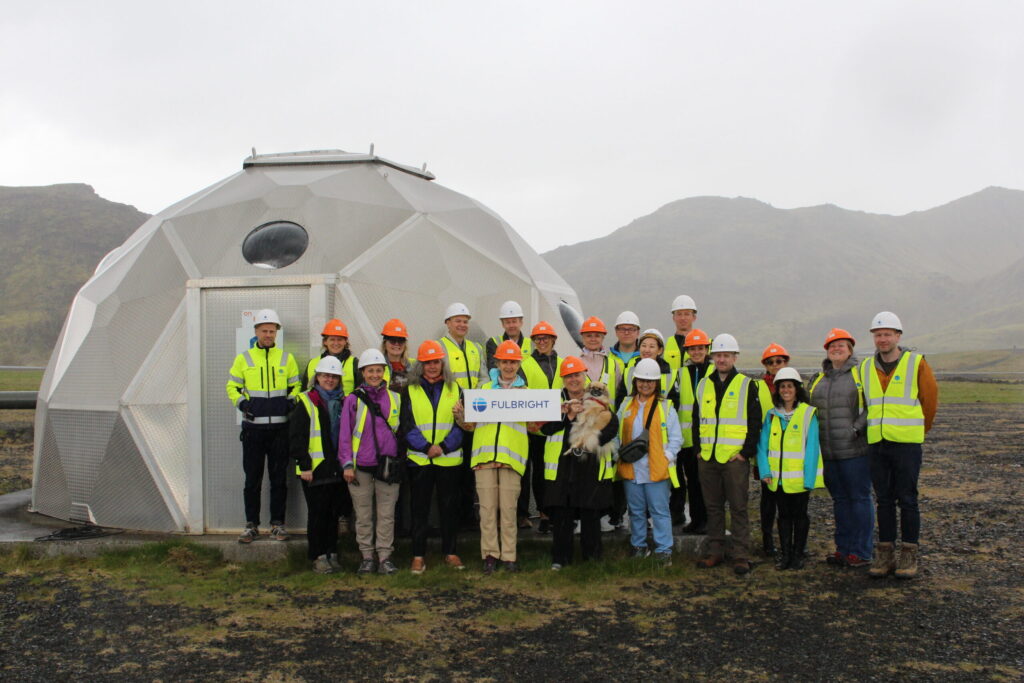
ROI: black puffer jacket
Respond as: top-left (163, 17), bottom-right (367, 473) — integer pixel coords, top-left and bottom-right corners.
top-left (807, 357), bottom-right (868, 461)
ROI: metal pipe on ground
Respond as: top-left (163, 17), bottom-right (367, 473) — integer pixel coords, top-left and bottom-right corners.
top-left (0, 392), bottom-right (37, 409)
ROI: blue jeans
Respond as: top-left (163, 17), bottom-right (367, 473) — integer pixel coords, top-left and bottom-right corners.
top-left (869, 441), bottom-right (922, 544)
top-left (624, 479), bottom-right (673, 553)
top-left (824, 455), bottom-right (874, 560)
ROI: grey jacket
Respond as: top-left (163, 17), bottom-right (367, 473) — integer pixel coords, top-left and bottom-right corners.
top-left (807, 356), bottom-right (868, 461)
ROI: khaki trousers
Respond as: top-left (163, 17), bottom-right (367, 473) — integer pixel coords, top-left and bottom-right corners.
top-left (475, 467), bottom-right (522, 561)
top-left (348, 469), bottom-right (400, 560)
top-left (698, 457), bottom-right (751, 561)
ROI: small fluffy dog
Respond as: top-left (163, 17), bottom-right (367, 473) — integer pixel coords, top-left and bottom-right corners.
top-left (567, 382), bottom-right (614, 460)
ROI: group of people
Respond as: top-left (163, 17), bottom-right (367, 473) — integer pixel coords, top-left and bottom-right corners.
top-left (225, 297), bottom-right (937, 579)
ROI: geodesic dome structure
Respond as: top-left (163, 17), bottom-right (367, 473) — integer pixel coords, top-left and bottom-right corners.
top-left (32, 149), bottom-right (581, 532)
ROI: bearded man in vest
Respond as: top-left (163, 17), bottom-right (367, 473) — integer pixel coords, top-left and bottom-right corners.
top-left (862, 312), bottom-right (938, 580)
top-left (691, 333), bottom-right (762, 575)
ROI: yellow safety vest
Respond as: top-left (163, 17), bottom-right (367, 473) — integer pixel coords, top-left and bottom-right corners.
top-left (664, 335), bottom-right (692, 377)
top-left (543, 390), bottom-right (614, 482)
top-left (490, 334), bottom-right (533, 357)
top-left (406, 381), bottom-right (462, 467)
top-left (440, 336), bottom-right (483, 389)
top-left (295, 392), bottom-right (325, 475)
top-left (350, 389), bottom-right (401, 456)
top-left (616, 397), bottom-right (680, 487)
top-left (764, 403), bottom-right (823, 493)
top-left (227, 345), bottom-right (301, 425)
top-left (469, 381), bottom-right (529, 475)
top-left (860, 352), bottom-right (925, 444)
top-left (696, 373), bottom-right (752, 463)
top-left (382, 356), bottom-right (416, 387)
top-left (623, 357), bottom-right (674, 398)
top-left (305, 354), bottom-right (357, 394)
top-left (757, 379), bottom-right (773, 417)
top-left (677, 363), bottom-right (713, 449)
top-left (521, 354), bottom-right (564, 390)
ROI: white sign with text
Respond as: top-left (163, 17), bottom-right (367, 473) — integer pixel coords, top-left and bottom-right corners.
top-left (463, 389), bottom-right (561, 423)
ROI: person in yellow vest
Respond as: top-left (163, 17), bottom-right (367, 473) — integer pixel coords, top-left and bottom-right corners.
top-left (862, 312), bottom-right (938, 580)
top-left (616, 358), bottom-right (683, 566)
top-left (672, 328), bottom-right (713, 535)
top-left (400, 340), bottom-right (466, 574)
top-left (485, 300), bottom-right (532, 370)
top-left (616, 329), bottom-right (678, 409)
top-left (339, 349), bottom-right (404, 575)
top-left (454, 340), bottom-right (529, 574)
top-left (517, 321), bottom-right (563, 533)
top-left (376, 318), bottom-right (415, 392)
top-left (290, 356), bottom-right (346, 573)
top-left (756, 368), bottom-right (823, 570)
top-left (540, 356), bottom-right (619, 569)
top-left (691, 333), bottom-right (763, 575)
top-left (755, 343), bottom-right (790, 559)
top-left (610, 311), bottom-right (642, 371)
top-left (304, 318), bottom-right (359, 395)
top-left (664, 294), bottom-right (698, 377)
top-left (226, 308), bottom-right (301, 544)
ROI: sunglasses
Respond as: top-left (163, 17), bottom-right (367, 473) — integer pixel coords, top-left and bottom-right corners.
top-left (764, 358), bottom-right (786, 366)
top-left (384, 337), bottom-right (405, 345)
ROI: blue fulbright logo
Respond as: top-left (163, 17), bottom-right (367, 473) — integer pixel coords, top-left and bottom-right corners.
top-left (472, 397), bottom-right (488, 413)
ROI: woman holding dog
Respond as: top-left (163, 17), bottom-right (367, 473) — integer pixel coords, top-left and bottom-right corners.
top-left (616, 357), bottom-right (682, 566)
top-left (540, 356), bottom-right (619, 569)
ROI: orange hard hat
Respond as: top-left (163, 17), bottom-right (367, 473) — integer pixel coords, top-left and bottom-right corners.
top-left (416, 340), bottom-right (446, 362)
top-left (761, 343), bottom-right (790, 362)
top-left (530, 321), bottom-right (557, 338)
top-left (579, 316), bottom-right (607, 335)
top-left (494, 339), bottom-right (524, 361)
top-left (321, 319), bottom-right (349, 337)
top-left (824, 328), bottom-right (856, 350)
top-left (559, 355), bottom-right (585, 377)
top-left (381, 318), bottom-right (408, 338)
top-left (684, 329), bottom-right (710, 347)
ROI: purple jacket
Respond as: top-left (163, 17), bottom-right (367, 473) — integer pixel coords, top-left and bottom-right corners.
top-left (338, 383), bottom-right (400, 469)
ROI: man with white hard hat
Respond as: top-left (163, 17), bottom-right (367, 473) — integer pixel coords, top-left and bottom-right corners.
top-left (690, 333), bottom-right (763, 575)
top-left (861, 311), bottom-right (938, 580)
top-left (610, 311), bottom-right (642, 374)
top-left (664, 295), bottom-right (698, 377)
top-left (226, 308), bottom-right (302, 544)
top-left (485, 300), bottom-right (533, 371)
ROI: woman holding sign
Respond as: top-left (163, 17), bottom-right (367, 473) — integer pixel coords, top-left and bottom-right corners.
top-left (455, 340), bottom-right (530, 574)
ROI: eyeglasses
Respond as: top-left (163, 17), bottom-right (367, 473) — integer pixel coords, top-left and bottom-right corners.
top-left (764, 358), bottom-right (786, 366)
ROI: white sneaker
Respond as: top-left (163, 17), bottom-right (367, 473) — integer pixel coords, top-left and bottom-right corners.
top-left (600, 515), bottom-right (615, 533)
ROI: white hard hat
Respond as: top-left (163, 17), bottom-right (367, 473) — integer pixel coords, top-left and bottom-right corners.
top-left (614, 310), bottom-right (641, 328)
top-left (358, 348), bottom-right (387, 367)
top-left (640, 328), bottom-right (665, 344)
top-left (773, 367), bottom-right (802, 384)
top-left (710, 333), bottom-right (740, 353)
top-left (253, 309), bottom-right (281, 328)
top-left (869, 311), bottom-right (903, 333)
top-left (314, 356), bottom-right (343, 376)
top-left (498, 300), bottom-right (524, 319)
top-left (671, 295), bottom-right (697, 313)
top-left (444, 302), bottom-right (472, 321)
top-left (633, 358), bottom-right (662, 381)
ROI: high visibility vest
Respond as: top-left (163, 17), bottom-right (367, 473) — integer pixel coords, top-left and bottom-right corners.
top-left (696, 373), bottom-right (752, 463)
top-left (757, 379), bottom-right (773, 417)
top-left (469, 381), bottom-right (529, 475)
top-left (809, 365), bottom-right (864, 413)
top-left (521, 354), bottom-right (564, 390)
top-left (350, 389), bottom-right (401, 456)
top-left (860, 351), bottom-right (925, 444)
top-left (593, 353), bottom-right (620, 406)
top-left (440, 336), bottom-right (483, 389)
top-left (677, 363), bottom-right (713, 448)
top-left (543, 390), bottom-right (614, 482)
top-left (406, 381), bottom-right (462, 467)
top-left (624, 357), bottom-right (674, 398)
top-left (305, 354), bottom-right (357, 394)
top-left (616, 397), bottom-right (680, 487)
top-left (664, 335), bottom-right (692, 378)
top-left (294, 392), bottom-right (325, 475)
top-left (764, 403), bottom-right (823, 493)
top-left (490, 334), bottom-right (533, 357)
top-left (227, 345), bottom-right (301, 425)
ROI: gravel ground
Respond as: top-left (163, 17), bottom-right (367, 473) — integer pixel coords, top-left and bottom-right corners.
top-left (2, 403), bottom-right (1022, 681)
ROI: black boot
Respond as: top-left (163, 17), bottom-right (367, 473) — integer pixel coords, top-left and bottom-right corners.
top-left (790, 517), bottom-right (810, 570)
top-left (775, 519), bottom-right (792, 570)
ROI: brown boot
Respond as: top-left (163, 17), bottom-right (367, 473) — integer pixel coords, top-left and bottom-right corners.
top-left (894, 543), bottom-right (919, 579)
top-left (868, 542), bottom-right (896, 578)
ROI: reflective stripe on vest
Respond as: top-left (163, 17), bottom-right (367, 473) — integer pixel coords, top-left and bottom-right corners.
top-left (295, 392), bottom-right (325, 475)
top-left (469, 382), bottom-right (529, 475)
top-left (765, 403), bottom-right (823, 493)
top-left (696, 373), bottom-right (751, 462)
top-left (677, 364), bottom-right (712, 449)
top-left (351, 389), bottom-right (401, 456)
top-left (440, 337), bottom-right (482, 389)
top-left (407, 382), bottom-right (462, 467)
top-left (860, 352), bottom-right (924, 444)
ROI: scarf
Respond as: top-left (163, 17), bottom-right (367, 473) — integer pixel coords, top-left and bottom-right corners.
top-left (315, 385), bottom-right (344, 447)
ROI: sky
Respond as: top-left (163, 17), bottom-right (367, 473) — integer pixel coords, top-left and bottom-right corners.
top-left (2, 2), bottom-right (1023, 252)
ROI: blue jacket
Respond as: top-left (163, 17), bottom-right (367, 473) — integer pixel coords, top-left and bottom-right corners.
top-left (756, 407), bottom-right (821, 491)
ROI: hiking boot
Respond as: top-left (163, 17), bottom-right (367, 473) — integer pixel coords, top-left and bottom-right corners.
top-left (682, 523), bottom-right (707, 535)
top-left (327, 554), bottom-right (343, 571)
top-left (444, 554), bottom-right (465, 570)
top-left (483, 555), bottom-right (498, 575)
top-left (502, 560), bottom-right (519, 572)
top-left (269, 524), bottom-right (290, 541)
top-left (695, 554), bottom-right (724, 569)
top-left (733, 560), bottom-right (752, 575)
top-left (410, 557), bottom-right (426, 575)
top-left (894, 543), bottom-right (919, 579)
top-left (378, 558), bottom-right (398, 575)
top-left (357, 557), bottom-right (376, 575)
top-left (238, 523), bottom-right (258, 544)
top-left (312, 554), bottom-right (334, 574)
top-left (631, 546), bottom-right (651, 559)
top-left (845, 554), bottom-right (870, 568)
top-left (869, 542), bottom-right (896, 578)
top-left (655, 551), bottom-right (672, 568)
top-left (825, 551), bottom-right (846, 566)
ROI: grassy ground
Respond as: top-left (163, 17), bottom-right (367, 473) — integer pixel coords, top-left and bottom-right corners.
top-left (0, 369), bottom-right (42, 392)
top-left (939, 379), bottom-right (1024, 404)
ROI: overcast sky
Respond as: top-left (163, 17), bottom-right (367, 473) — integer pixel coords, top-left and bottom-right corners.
top-left (3, 2), bottom-right (1022, 252)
